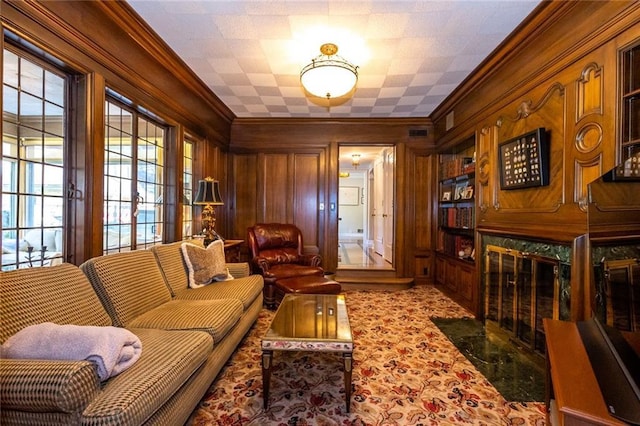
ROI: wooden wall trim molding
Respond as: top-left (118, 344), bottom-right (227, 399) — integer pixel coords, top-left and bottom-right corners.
top-left (496, 82), bottom-right (565, 126)
top-left (94, 1), bottom-right (236, 124)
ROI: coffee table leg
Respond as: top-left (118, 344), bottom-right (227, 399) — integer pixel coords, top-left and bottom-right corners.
top-left (343, 352), bottom-right (353, 413)
top-left (262, 350), bottom-right (272, 409)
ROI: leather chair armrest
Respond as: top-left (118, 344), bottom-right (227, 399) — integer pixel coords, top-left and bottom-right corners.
top-left (300, 254), bottom-right (322, 267)
top-left (0, 359), bottom-right (99, 413)
top-left (252, 256), bottom-right (275, 279)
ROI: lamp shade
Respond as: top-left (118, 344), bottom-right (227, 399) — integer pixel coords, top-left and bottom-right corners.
top-left (300, 43), bottom-right (358, 99)
top-left (194, 177), bottom-right (224, 205)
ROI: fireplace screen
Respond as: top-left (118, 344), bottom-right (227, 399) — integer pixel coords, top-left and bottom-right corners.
top-left (600, 258), bottom-right (640, 331)
top-left (484, 245), bottom-right (560, 354)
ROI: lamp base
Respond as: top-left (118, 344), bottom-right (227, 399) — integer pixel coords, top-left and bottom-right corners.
top-left (202, 228), bottom-right (224, 247)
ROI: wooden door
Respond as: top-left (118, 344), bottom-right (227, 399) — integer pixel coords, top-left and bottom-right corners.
top-left (383, 149), bottom-right (394, 263)
top-left (373, 158), bottom-right (384, 255)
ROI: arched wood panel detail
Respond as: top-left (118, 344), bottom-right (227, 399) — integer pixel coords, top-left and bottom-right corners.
top-left (576, 62), bottom-right (603, 123)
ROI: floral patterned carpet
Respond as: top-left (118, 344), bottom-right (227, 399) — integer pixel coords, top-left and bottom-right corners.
top-left (188, 286), bottom-right (546, 425)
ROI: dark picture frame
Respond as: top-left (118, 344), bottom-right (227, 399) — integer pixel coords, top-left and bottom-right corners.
top-left (499, 127), bottom-right (550, 190)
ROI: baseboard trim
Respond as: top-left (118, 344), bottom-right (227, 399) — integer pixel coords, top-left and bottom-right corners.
top-left (332, 275), bottom-right (414, 291)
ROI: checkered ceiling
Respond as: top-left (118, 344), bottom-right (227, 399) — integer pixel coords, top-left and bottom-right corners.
top-left (127, 0), bottom-right (540, 119)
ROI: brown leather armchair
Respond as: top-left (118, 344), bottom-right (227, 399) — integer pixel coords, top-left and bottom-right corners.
top-left (247, 223), bottom-right (323, 308)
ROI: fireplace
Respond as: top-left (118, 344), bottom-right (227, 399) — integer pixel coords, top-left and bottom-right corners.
top-left (482, 237), bottom-right (572, 355)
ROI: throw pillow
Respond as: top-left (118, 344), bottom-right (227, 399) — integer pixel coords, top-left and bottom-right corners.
top-left (181, 240), bottom-right (227, 288)
top-left (216, 267), bottom-right (235, 282)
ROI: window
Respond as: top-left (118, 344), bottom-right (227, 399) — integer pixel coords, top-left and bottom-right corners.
top-left (2, 47), bottom-right (67, 270)
top-left (103, 97), bottom-right (165, 253)
top-left (183, 137), bottom-right (194, 238)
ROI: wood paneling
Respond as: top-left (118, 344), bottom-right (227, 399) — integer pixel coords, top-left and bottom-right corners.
top-left (229, 118), bottom-right (435, 275)
top-left (231, 154), bottom-right (258, 240)
top-left (432, 2), bottom-right (640, 320)
top-left (261, 154), bottom-right (289, 223)
top-left (293, 154), bottom-right (321, 249)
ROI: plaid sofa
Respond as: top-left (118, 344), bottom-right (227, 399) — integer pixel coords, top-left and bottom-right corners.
top-left (0, 243), bottom-right (263, 425)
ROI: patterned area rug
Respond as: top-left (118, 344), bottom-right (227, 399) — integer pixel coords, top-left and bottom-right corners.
top-left (188, 286), bottom-right (546, 425)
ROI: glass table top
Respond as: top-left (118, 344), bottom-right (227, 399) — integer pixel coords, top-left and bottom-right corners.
top-left (262, 294), bottom-right (353, 352)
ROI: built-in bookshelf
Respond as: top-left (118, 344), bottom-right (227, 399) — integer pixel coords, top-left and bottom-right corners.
top-left (437, 155), bottom-right (475, 260)
top-left (435, 137), bottom-right (477, 313)
top-left (620, 41), bottom-right (640, 179)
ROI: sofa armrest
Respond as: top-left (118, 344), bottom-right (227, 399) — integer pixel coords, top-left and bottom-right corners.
top-left (300, 254), bottom-right (322, 267)
top-left (226, 262), bottom-right (250, 278)
top-left (0, 359), bottom-right (100, 413)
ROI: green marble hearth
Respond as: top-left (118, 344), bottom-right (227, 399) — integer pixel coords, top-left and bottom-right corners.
top-left (431, 317), bottom-right (545, 402)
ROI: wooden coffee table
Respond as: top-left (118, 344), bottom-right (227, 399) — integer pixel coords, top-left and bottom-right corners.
top-left (261, 293), bottom-right (354, 412)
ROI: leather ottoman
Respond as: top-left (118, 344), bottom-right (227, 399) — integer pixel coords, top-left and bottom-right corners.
top-left (274, 276), bottom-right (342, 306)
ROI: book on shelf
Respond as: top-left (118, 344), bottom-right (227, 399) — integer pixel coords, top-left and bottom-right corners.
top-left (440, 207), bottom-right (474, 228)
top-left (439, 157), bottom-right (474, 180)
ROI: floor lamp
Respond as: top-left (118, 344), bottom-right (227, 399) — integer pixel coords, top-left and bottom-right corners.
top-left (194, 177), bottom-right (224, 245)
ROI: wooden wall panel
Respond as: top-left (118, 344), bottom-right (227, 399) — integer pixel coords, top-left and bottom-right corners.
top-left (230, 118), bottom-right (435, 276)
top-left (293, 154), bottom-right (321, 249)
top-left (261, 154), bottom-right (289, 223)
top-left (493, 83), bottom-right (566, 215)
top-left (231, 154), bottom-right (258, 240)
top-left (413, 154), bottom-right (434, 249)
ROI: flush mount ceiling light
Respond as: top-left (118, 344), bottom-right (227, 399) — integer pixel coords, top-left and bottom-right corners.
top-left (351, 154), bottom-right (361, 169)
top-left (300, 43), bottom-right (358, 99)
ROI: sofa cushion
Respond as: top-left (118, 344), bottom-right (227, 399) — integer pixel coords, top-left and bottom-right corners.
top-left (173, 274), bottom-right (264, 310)
top-left (0, 263), bottom-right (112, 344)
top-left (181, 240), bottom-right (227, 288)
top-left (82, 327), bottom-right (212, 426)
top-left (80, 250), bottom-right (173, 327)
top-left (127, 299), bottom-right (243, 343)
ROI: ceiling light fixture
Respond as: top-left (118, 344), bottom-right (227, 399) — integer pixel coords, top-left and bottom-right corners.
top-left (300, 43), bottom-right (358, 99)
top-left (351, 154), bottom-right (361, 169)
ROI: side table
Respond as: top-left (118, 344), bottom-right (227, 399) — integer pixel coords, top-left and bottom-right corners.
top-left (223, 239), bottom-right (244, 263)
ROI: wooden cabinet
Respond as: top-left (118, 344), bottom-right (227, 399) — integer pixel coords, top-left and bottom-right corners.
top-left (435, 137), bottom-right (478, 313)
top-left (544, 319), bottom-right (628, 426)
top-left (435, 253), bottom-right (476, 312)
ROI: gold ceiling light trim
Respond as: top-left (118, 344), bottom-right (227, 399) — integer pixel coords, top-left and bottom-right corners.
top-left (300, 43), bottom-right (358, 100)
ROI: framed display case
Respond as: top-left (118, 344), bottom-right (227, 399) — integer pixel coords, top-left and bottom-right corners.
top-left (498, 127), bottom-right (550, 190)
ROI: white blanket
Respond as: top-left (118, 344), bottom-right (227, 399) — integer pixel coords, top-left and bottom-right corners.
top-left (1, 323), bottom-right (142, 381)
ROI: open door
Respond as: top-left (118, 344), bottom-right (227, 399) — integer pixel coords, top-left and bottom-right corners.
top-left (338, 145), bottom-right (394, 271)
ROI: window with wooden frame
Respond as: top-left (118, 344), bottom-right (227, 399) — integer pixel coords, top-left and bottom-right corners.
top-left (182, 136), bottom-right (194, 239)
top-left (103, 95), bottom-right (166, 253)
top-left (2, 46), bottom-right (67, 270)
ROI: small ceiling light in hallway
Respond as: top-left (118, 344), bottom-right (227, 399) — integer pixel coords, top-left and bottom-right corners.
top-left (351, 154), bottom-right (361, 169)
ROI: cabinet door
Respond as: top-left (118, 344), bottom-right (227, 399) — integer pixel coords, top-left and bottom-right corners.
top-left (458, 263), bottom-right (474, 303)
top-left (435, 255), bottom-right (446, 286)
top-left (445, 259), bottom-right (458, 292)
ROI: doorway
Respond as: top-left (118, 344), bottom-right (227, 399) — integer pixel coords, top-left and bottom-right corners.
top-left (337, 145), bottom-right (394, 271)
